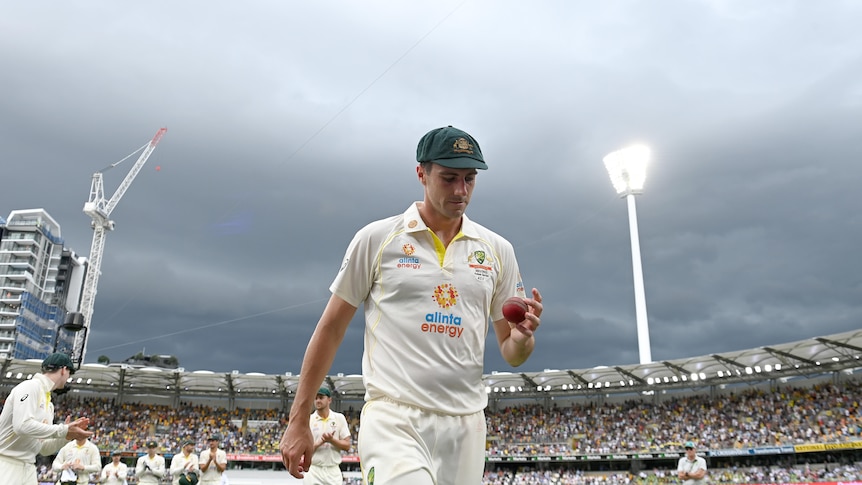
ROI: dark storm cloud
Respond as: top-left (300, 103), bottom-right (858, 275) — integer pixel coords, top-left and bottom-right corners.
top-left (2, 1), bottom-right (861, 376)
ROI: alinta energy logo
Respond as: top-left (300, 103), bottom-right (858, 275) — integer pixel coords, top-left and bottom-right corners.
top-left (397, 243), bottom-right (420, 269)
top-left (423, 283), bottom-right (464, 338)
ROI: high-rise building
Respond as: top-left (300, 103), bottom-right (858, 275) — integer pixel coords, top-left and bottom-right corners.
top-left (0, 209), bottom-right (87, 360)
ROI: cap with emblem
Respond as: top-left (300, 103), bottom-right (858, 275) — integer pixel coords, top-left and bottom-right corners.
top-left (416, 126), bottom-right (487, 170)
top-left (42, 353), bottom-right (75, 375)
top-left (208, 433), bottom-right (222, 441)
top-left (146, 440), bottom-right (158, 448)
top-left (684, 441), bottom-right (695, 449)
top-left (111, 450), bottom-right (122, 456)
top-left (316, 387), bottom-right (332, 397)
top-left (182, 439), bottom-right (196, 447)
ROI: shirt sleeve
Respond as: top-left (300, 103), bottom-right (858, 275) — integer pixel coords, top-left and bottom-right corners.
top-left (11, 381), bottom-right (67, 441)
top-left (330, 224), bottom-right (380, 307)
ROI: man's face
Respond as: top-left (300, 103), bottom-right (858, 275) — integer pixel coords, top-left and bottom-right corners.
top-left (54, 366), bottom-right (70, 389)
top-left (685, 446), bottom-right (696, 458)
top-left (419, 164), bottom-right (477, 221)
top-left (147, 446), bottom-right (156, 456)
top-left (183, 443), bottom-right (194, 454)
top-left (112, 455), bottom-right (121, 463)
top-left (314, 393), bottom-right (331, 411)
top-left (208, 439), bottom-right (218, 449)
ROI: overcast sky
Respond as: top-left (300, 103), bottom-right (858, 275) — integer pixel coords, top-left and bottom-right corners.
top-left (2, 1), bottom-right (861, 376)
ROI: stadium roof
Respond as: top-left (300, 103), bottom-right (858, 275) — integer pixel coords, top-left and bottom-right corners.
top-left (2, 329), bottom-right (861, 403)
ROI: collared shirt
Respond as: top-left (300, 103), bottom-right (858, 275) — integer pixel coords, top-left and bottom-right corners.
top-left (331, 202), bottom-right (525, 415)
top-left (310, 410), bottom-right (351, 466)
top-left (199, 448), bottom-right (227, 482)
top-left (677, 454), bottom-right (708, 485)
top-left (52, 439), bottom-right (101, 484)
top-left (0, 373), bottom-right (69, 463)
top-left (169, 451), bottom-right (200, 485)
top-left (100, 461), bottom-right (129, 485)
top-left (135, 453), bottom-right (166, 484)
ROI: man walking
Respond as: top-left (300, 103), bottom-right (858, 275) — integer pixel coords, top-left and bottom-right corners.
top-left (280, 125), bottom-right (543, 485)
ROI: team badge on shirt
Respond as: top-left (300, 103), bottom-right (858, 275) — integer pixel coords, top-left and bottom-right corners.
top-left (467, 249), bottom-right (493, 281)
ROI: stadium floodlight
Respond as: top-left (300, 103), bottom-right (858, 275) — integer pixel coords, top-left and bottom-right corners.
top-left (603, 144), bottom-right (653, 364)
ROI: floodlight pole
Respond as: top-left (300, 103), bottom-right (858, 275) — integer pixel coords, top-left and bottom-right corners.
top-left (625, 192), bottom-right (652, 364)
top-left (603, 145), bottom-right (653, 365)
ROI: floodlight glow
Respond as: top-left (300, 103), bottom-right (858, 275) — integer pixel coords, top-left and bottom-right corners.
top-left (691, 373), bottom-right (699, 381)
top-left (764, 364), bottom-right (773, 372)
top-left (699, 372), bottom-right (706, 380)
top-left (647, 377), bottom-right (654, 385)
top-left (603, 145), bottom-right (651, 196)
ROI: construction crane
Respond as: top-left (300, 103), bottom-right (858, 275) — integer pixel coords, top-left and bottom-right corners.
top-left (64, 128), bottom-right (167, 367)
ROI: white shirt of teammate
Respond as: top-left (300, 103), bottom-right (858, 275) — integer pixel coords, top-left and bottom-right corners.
top-left (135, 447), bottom-right (166, 485)
top-left (101, 455), bottom-right (129, 485)
top-left (169, 443), bottom-right (200, 485)
top-left (52, 438), bottom-right (101, 484)
top-left (199, 440), bottom-right (227, 483)
top-left (0, 373), bottom-right (72, 462)
top-left (310, 408), bottom-right (351, 466)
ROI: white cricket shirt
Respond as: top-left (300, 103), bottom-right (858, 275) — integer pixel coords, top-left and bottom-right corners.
top-left (331, 202), bottom-right (526, 415)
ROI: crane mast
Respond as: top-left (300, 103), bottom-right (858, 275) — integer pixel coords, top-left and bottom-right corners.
top-left (71, 127), bottom-right (167, 366)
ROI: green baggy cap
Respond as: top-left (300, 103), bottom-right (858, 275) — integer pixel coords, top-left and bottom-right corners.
top-left (416, 126), bottom-right (487, 170)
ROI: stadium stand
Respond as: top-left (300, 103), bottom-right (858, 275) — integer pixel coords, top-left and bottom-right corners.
top-left (3, 330), bottom-right (862, 484)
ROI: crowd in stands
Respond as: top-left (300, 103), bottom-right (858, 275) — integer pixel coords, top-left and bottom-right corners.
top-left (481, 464), bottom-right (862, 485)
top-left (486, 380), bottom-right (862, 456)
top-left (3, 379), bottom-right (862, 484)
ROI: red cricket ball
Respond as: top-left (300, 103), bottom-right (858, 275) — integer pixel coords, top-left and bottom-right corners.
top-left (502, 297), bottom-right (528, 324)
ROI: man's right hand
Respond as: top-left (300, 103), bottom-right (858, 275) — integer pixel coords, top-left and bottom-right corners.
top-left (279, 424), bottom-right (314, 479)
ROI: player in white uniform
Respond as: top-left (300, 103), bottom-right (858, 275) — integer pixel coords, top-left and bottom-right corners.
top-left (280, 125), bottom-right (543, 485)
top-left (303, 387), bottom-right (352, 485)
top-left (135, 440), bottom-right (166, 485)
top-left (677, 441), bottom-right (707, 485)
top-left (0, 352), bottom-right (92, 485)
top-left (199, 434), bottom-right (227, 485)
top-left (52, 436), bottom-right (101, 485)
top-left (169, 439), bottom-right (200, 485)
top-left (100, 451), bottom-right (129, 485)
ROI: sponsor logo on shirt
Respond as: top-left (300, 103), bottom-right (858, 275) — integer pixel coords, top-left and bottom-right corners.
top-left (422, 284), bottom-right (464, 338)
top-left (397, 243), bottom-right (421, 269)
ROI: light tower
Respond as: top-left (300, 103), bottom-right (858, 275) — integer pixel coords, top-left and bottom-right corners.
top-left (603, 144), bottom-right (652, 364)
top-left (67, 128), bottom-right (167, 368)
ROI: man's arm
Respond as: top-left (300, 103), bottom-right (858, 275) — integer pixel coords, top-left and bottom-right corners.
top-left (493, 288), bottom-right (542, 366)
top-left (690, 460), bottom-right (707, 479)
top-left (169, 455), bottom-right (184, 475)
top-left (51, 444), bottom-right (68, 472)
top-left (215, 451), bottom-right (227, 473)
top-left (151, 457), bottom-right (166, 477)
top-left (200, 451), bottom-right (211, 472)
top-left (280, 294), bottom-right (358, 478)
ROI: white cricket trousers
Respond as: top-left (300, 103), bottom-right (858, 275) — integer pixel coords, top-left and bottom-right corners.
top-left (303, 463), bottom-right (343, 485)
top-left (358, 399), bottom-right (486, 485)
top-left (0, 455), bottom-right (37, 485)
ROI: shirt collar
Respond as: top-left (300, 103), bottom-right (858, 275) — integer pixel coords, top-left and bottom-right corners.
top-left (34, 373), bottom-right (55, 392)
top-left (402, 202), bottom-right (479, 238)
